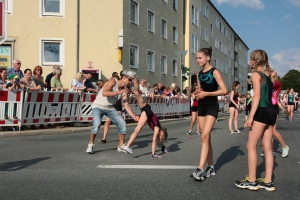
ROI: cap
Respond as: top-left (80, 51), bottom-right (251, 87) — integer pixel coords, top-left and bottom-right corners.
top-left (122, 70), bottom-right (136, 78)
top-left (8, 74), bottom-right (19, 81)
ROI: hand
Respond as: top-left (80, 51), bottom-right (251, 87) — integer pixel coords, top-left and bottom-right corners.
top-left (196, 90), bottom-right (207, 99)
top-left (133, 115), bottom-right (139, 121)
top-left (244, 117), bottom-right (253, 128)
top-left (236, 105), bottom-right (240, 109)
top-left (37, 85), bottom-right (41, 90)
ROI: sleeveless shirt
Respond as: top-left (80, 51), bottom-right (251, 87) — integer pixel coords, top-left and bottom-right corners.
top-left (288, 94), bottom-right (294, 103)
top-left (198, 68), bottom-right (218, 102)
top-left (92, 78), bottom-right (122, 109)
top-left (256, 71), bottom-right (273, 108)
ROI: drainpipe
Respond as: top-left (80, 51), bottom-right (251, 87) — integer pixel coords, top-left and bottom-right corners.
top-left (76, 0), bottom-right (80, 73)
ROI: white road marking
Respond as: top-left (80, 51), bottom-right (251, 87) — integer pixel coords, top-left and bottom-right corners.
top-left (97, 165), bottom-right (195, 169)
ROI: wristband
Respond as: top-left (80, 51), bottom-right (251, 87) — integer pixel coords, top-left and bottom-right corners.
top-left (152, 154), bottom-right (159, 158)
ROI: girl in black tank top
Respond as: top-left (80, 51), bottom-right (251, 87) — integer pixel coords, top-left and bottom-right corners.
top-left (190, 47), bottom-right (228, 181)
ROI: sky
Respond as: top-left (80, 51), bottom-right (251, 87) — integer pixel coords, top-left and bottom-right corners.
top-left (210, 0), bottom-right (300, 77)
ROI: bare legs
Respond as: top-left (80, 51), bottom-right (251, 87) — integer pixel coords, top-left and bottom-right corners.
top-left (228, 107), bottom-right (238, 131)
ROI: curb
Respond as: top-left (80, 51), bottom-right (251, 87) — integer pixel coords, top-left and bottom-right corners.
top-left (0, 117), bottom-right (187, 138)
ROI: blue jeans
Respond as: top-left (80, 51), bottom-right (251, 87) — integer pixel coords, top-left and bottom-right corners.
top-left (91, 107), bottom-right (126, 134)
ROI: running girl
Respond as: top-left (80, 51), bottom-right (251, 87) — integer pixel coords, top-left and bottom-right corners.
top-left (235, 49), bottom-right (276, 191)
top-left (122, 77), bottom-right (168, 158)
top-left (190, 47), bottom-right (227, 181)
top-left (228, 81), bottom-right (240, 133)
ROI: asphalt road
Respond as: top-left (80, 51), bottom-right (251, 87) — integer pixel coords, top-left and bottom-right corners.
top-left (0, 112), bottom-right (300, 200)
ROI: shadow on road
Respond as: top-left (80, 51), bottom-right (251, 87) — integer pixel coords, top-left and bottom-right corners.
top-left (0, 157), bottom-right (51, 171)
top-left (214, 146), bottom-right (245, 171)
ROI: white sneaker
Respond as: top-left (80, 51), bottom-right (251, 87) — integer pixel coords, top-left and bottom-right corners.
top-left (282, 146), bottom-right (289, 158)
top-left (197, 132), bottom-right (202, 136)
top-left (229, 130), bottom-right (234, 134)
top-left (86, 143), bottom-right (94, 154)
top-left (234, 129), bottom-right (241, 134)
top-left (122, 145), bottom-right (133, 154)
top-left (117, 145), bottom-right (127, 153)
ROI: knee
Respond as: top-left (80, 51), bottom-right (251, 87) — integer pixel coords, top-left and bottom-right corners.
top-left (134, 126), bottom-right (142, 133)
top-left (201, 134), bottom-right (210, 142)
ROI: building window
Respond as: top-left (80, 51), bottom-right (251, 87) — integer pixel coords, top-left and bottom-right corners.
top-left (161, 55), bottom-right (167, 74)
top-left (173, 0), bottom-right (178, 11)
top-left (130, 0), bottom-right (139, 25)
top-left (191, 5), bottom-right (198, 26)
top-left (211, 23), bottom-right (213, 38)
top-left (192, 34), bottom-right (198, 54)
top-left (147, 10), bottom-right (155, 33)
top-left (129, 44), bottom-right (139, 69)
top-left (172, 59), bottom-right (177, 76)
top-left (147, 51), bottom-right (154, 72)
top-left (161, 19), bottom-right (167, 39)
top-left (202, 28), bottom-right (209, 42)
top-left (40, 39), bottom-right (64, 66)
top-left (5, 0), bottom-right (13, 14)
top-left (41, 0), bottom-right (65, 16)
top-left (202, 3), bottom-right (209, 19)
top-left (215, 17), bottom-right (219, 29)
top-left (172, 26), bottom-right (178, 44)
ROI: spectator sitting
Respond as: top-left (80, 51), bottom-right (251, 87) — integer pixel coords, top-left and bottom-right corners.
top-left (50, 68), bottom-right (68, 91)
top-left (84, 72), bottom-right (98, 93)
top-left (71, 72), bottom-right (86, 93)
top-left (139, 78), bottom-right (149, 96)
top-left (32, 65), bottom-right (46, 91)
top-left (7, 59), bottom-right (24, 84)
top-left (45, 65), bottom-right (61, 91)
top-left (20, 69), bottom-right (41, 91)
top-left (0, 68), bottom-right (9, 88)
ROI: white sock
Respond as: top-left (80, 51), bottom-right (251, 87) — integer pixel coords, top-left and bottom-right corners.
top-left (188, 130), bottom-right (192, 133)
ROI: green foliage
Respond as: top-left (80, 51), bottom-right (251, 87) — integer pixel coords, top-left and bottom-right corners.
top-left (280, 69), bottom-right (300, 93)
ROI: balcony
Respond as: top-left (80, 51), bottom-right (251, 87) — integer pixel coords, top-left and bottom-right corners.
top-left (234, 61), bottom-right (238, 69)
top-left (234, 76), bottom-right (239, 81)
top-left (234, 45), bottom-right (238, 53)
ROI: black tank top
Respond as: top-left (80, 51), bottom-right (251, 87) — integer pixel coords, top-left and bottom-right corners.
top-left (198, 68), bottom-right (218, 102)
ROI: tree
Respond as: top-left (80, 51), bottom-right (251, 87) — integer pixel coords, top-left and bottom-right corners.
top-left (280, 69), bottom-right (300, 93)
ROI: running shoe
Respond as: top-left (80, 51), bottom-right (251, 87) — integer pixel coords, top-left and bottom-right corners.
top-left (186, 131), bottom-right (192, 135)
top-left (229, 130), bottom-right (234, 134)
top-left (122, 145), bottom-right (133, 154)
top-left (234, 129), bottom-right (241, 134)
top-left (117, 145), bottom-right (128, 153)
top-left (282, 145), bottom-right (289, 158)
top-left (205, 166), bottom-right (216, 178)
top-left (190, 168), bottom-right (206, 181)
top-left (197, 132), bottom-right (201, 136)
top-left (257, 181), bottom-right (276, 191)
top-left (98, 139), bottom-right (106, 143)
top-left (86, 143), bottom-right (94, 154)
top-left (161, 146), bottom-right (168, 153)
top-left (234, 178), bottom-right (259, 190)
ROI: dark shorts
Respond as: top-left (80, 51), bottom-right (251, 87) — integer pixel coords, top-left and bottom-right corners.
top-left (253, 107), bottom-right (276, 126)
top-left (287, 102), bottom-right (294, 106)
top-left (191, 106), bottom-right (198, 112)
top-left (140, 104), bottom-right (161, 131)
top-left (274, 104), bottom-right (279, 115)
top-left (245, 105), bottom-right (251, 115)
top-left (229, 102), bottom-right (237, 109)
top-left (198, 101), bottom-right (219, 118)
top-left (113, 104), bottom-right (123, 112)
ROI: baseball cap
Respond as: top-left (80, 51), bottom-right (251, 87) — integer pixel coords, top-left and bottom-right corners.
top-left (8, 74), bottom-right (19, 81)
top-left (122, 70), bottom-right (136, 78)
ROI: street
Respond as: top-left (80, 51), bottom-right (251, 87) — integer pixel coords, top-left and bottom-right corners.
top-left (0, 112), bottom-right (300, 200)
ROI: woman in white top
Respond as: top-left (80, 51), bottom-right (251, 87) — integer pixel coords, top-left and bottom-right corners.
top-left (71, 72), bottom-right (86, 92)
top-left (20, 69), bottom-right (41, 91)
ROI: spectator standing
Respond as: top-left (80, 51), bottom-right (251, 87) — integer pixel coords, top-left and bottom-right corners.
top-left (0, 68), bottom-right (9, 88)
top-left (45, 65), bottom-right (61, 91)
top-left (97, 80), bottom-right (105, 91)
top-left (84, 72), bottom-right (98, 93)
top-left (71, 72), bottom-right (86, 93)
top-left (7, 59), bottom-right (24, 84)
top-left (157, 82), bottom-right (163, 95)
top-left (32, 66), bottom-right (46, 90)
top-left (139, 79), bottom-right (149, 96)
top-left (50, 68), bottom-right (68, 91)
top-left (20, 69), bottom-right (41, 91)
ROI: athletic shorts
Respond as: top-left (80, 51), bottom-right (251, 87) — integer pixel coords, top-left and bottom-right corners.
top-left (113, 104), bottom-right (123, 112)
top-left (198, 101), bottom-right (219, 118)
top-left (288, 102), bottom-right (294, 106)
top-left (274, 104), bottom-right (279, 115)
top-left (253, 107), bottom-right (276, 126)
top-left (229, 102), bottom-right (237, 109)
top-left (191, 106), bottom-right (198, 112)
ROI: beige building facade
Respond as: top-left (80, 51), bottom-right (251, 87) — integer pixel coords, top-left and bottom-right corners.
top-left (2, 0), bottom-right (248, 92)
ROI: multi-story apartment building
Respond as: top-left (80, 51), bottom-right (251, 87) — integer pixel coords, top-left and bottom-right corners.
top-left (1, 0), bottom-right (248, 93)
top-left (185, 0), bottom-right (249, 93)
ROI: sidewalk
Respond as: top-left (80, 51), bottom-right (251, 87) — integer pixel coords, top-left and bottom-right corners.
top-left (0, 117), bottom-right (188, 138)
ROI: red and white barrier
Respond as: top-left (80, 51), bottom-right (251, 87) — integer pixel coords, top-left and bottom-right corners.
top-left (21, 91), bottom-right (81, 125)
top-left (0, 90), bottom-right (23, 127)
